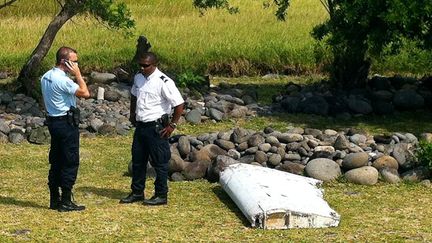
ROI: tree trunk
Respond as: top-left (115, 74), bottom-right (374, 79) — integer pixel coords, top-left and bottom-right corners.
top-left (17, 6), bottom-right (77, 97)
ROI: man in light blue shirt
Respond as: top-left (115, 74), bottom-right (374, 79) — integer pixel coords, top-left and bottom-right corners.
top-left (41, 46), bottom-right (89, 212)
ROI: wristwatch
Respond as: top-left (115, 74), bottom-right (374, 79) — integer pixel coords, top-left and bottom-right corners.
top-left (169, 122), bottom-right (177, 129)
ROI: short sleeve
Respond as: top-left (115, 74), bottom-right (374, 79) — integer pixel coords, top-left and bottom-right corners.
top-left (58, 78), bottom-right (79, 95)
top-left (162, 80), bottom-right (184, 107)
top-left (131, 74), bottom-right (140, 97)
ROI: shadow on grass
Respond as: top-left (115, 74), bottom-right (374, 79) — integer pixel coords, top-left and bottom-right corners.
top-left (77, 186), bottom-right (125, 200)
top-left (0, 196), bottom-right (46, 209)
top-left (212, 185), bottom-right (250, 227)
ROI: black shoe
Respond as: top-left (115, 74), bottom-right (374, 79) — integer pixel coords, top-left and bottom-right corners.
top-left (49, 187), bottom-right (61, 210)
top-left (119, 193), bottom-right (144, 204)
top-left (58, 201), bottom-right (86, 212)
top-left (58, 188), bottom-right (85, 212)
top-left (49, 200), bottom-right (61, 210)
top-left (143, 195), bottom-right (167, 206)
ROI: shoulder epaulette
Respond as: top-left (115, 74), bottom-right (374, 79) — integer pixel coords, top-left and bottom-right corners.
top-left (160, 75), bottom-right (169, 83)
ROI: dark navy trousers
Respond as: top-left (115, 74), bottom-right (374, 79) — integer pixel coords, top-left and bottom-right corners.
top-left (47, 119), bottom-right (80, 190)
top-left (131, 122), bottom-right (170, 196)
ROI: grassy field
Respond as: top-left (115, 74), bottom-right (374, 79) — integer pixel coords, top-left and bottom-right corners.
top-left (1, 0), bottom-right (431, 77)
top-left (1, 130), bottom-right (432, 242)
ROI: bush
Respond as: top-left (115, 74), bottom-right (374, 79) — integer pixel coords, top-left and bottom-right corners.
top-left (416, 141), bottom-right (432, 170)
top-left (176, 71), bottom-right (207, 89)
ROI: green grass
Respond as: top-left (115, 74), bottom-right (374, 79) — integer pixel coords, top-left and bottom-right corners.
top-left (1, 0), bottom-right (431, 77)
top-left (1, 134), bottom-right (432, 241)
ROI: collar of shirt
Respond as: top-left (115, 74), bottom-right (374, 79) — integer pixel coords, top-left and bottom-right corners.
top-left (52, 67), bottom-right (67, 77)
top-left (144, 67), bottom-right (161, 81)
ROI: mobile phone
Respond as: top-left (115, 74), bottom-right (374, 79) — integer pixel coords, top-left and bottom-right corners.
top-left (65, 60), bottom-right (73, 70)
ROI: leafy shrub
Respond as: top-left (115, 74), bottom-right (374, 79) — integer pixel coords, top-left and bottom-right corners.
top-left (416, 141), bottom-right (432, 170)
top-left (176, 70), bottom-right (207, 89)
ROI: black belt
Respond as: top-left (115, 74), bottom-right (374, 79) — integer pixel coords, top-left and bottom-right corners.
top-left (136, 121), bottom-right (157, 128)
top-left (46, 115), bottom-right (68, 121)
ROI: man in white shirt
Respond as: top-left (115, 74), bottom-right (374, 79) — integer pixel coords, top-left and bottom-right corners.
top-left (120, 52), bottom-right (184, 205)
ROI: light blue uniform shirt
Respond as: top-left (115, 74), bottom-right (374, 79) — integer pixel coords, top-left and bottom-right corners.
top-left (40, 67), bottom-right (79, 117)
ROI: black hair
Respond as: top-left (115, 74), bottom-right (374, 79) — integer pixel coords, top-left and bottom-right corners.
top-left (139, 51), bottom-right (159, 64)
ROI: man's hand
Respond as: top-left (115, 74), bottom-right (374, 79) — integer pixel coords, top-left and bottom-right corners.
top-left (67, 61), bottom-right (82, 78)
top-left (160, 125), bottom-right (175, 138)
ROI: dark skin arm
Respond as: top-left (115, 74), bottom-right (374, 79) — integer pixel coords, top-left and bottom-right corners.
top-left (160, 103), bottom-right (184, 138)
top-left (129, 95), bottom-right (137, 126)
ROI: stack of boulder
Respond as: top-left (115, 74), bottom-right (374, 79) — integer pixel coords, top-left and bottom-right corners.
top-left (0, 71), bottom-right (263, 144)
top-left (164, 127), bottom-right (431, 185)
top-left (274, 75), bottom-right (432, 118)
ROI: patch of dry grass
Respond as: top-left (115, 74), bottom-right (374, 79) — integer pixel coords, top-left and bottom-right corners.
top-left (1, 128), bottom-right (432, 241)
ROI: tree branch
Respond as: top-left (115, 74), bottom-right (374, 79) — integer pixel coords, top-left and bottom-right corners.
top-left (0, 0), bottom-right (18, 9)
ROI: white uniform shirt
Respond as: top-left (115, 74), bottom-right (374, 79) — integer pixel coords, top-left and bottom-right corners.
top-left (131, 68), bottom-right (184, 122)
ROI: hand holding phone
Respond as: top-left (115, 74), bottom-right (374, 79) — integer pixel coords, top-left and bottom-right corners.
top-left (65, 60), bottom-right (73, 70)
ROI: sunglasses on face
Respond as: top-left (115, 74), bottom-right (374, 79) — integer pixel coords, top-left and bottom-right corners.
top-left (139, 63), bottom-right (152, 68)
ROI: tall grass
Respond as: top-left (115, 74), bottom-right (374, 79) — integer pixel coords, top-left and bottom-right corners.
top-left (0, 0), bottom-right (431, 77)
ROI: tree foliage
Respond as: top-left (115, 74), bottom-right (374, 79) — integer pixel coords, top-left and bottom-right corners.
top-left (196, 0), bottom-right (432, 88)
top-left (16, 0), bottom-right (135, 97)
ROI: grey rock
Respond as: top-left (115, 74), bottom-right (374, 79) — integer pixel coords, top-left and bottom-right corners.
top-left (227, 149), bottom-right (241, 160)
top-left (0, 132), bottom-right (8, 143)
top-left (90, 118), bottom-right (104, 132)
top-left (350, 134), bottom-right (367, 145)
top-left (171, 172), bottom-right (185, 182)
top-left (285, 153), bottom-right (301, 161)
top-left (342, 152), bottom-right (369, 170)
top-left (380, 168), bottom-right (401, 184)
top-left (334, 135), bottom-right (350, 150)
top-left (104, 90), bottom-right (121, 102)
top-left (182, 161), bottom-right (208, 180)
top-left (177, 136), bottom-right (191, 158)
top-left (254, 151), bottom-right (268, 163)
top-left (279, 161), bottom-right (305, 175)
top-left (401, 166), bottom-right (431, 182)
top-left (208, 108), bottom-right (224, 121)
top-left (372, 155), bottom-right (399, 170)
top-left (345, 166), bottom-right (379, 185)
top-left (98, 124), bottom-right (116, 135)
top-left (278, 133), bottom-right (303, 143)
top-left (238, 154), bottom-right (255, 164)
top-left (348, 96), bottom-right (373, 114)
top-left (305, 158), bottom-right (341, 181)
top-left (267, 153), bottom-right (282, 166)
top-left (214, 139), bottom-right (235, 151)
top-left (28, 127), bottom-right (50, 145)
top-left (264, 136), bottom-right (280, 147)
top-left (90, 71), bottom-right (117, 84)
top-left (245, 146), bottom-right (258, 155)
top-left (231, 127), bottom-right (250, 144)
top-left (304, 128), bottom-right (322, 137)
top-left (8, 130), bottom-right (25, 144)
top-left (169, 153), bottom-right (186, 173)
top-left (0, 120), bottom-right (10, 134)
top-left (258, 143), bottom-right (272, 152)
top-left (393, 89), bottom-right (424, 109)
top-left (185, 109), bottom-right (202, 124)
top-left (247, 133), bottom-right (265, 147)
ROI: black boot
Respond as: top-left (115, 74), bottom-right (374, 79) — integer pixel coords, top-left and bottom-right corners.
top-left (49, 186), bottom-right (61, 210)
top-left (58, 188), bottom-right (85, 212)
top-left (143, 194), bottom-right (167, 206)
top-left (119, 192), bottom-right (144, 204)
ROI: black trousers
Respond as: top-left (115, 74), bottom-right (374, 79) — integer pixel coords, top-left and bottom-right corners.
top-left (131, 122), bottom-right (170, 196)
top-left (47, 118), bottom-right (80, 190)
